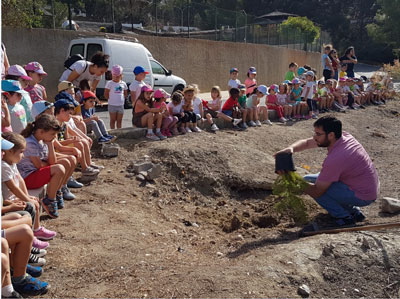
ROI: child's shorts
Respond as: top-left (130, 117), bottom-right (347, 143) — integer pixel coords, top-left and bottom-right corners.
top-left (222, 110), bottom-right (233, 117)
top-left (24, 166), bottom-right (52, 190)
top-left (108, 105), bottom-right (125, 114)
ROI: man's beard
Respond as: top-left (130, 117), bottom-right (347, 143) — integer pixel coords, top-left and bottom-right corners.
top-left (317, 137), bottom-right (330, 148)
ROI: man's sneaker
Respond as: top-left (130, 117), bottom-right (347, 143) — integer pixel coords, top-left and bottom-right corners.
top-left (248, 120), bottom-right (256, 127)
top-left (262, 119), bottom-right (273, 125)
top-left (98, 136), bottom-right (110, 144)
top-left (185, 127), bottom-right (192, 133)
top-left (41, 196), bottom-right (59, 219)
top-left (192, 127), bottom-right (202, 132)
top-left (233, 118), bottom-right (242, 126)
top-left (61, 186), bottom-right (75, 201)
top-left (12, 274), bottom-right (48, 296)
top-left (90, 163), bottom-right (104, 171)
top-left (28, 254), bottom-right (46, 267)
top-left (26, 264), bottom-right (43, 278)
top-left (82, 166), bottom-right (100, 176)
top-left (255, 120), bottom-right (262, 127)
top-left (211, 123), bottom-right (219, 131)
top-left (32, 237), bottom-right (49, 250)
top-left (31, 247), bottom-right (47, 257)
top-left (104, 134), bottom-right (117, 142)
top-left (2, 290), bottom-right (23, 298)
top-left (146, 133), bottom-right (161, 141)
top-left (67, 176), bottom-right (83, 188)
top-left (34, 226), bottom-right (56, 241)
top-left (155, 131), bottom-right (167, 140)
top-left (335, 216), bottom-right (356, 227)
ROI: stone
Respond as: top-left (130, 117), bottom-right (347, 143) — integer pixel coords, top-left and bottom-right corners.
top-left (298, 284), bottom-right (311, 298)
top-left (381, 197), bottom-right (400, 213)
top-left (101, 143), bottom-right (120, 157)
top-left (361, 237), bottom-right (371, 250)
top-left (216, 251), bottom-right (224, 257)
top-left (132, 162), bottom-right (153, 174)
top-left (136, 174), bottom-right (146, 181)
top-left (147, 164), bottom-right (162, 180)
top-left (139, 171), bottom-right (148, 177)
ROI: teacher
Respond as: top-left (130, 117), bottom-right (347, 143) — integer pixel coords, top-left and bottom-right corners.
top-left (339, 46), bottom-right (358, 78)
top-left (275, 116), bottom-right (379, 227)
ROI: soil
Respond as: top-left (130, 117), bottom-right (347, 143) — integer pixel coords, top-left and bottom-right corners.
top-left (39, 99), bottom-right (400, 298)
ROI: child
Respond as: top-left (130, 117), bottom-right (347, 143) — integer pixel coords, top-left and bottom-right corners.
top-left (182, 86), bottom-right (201, 133)
top-left (277, 84), bottom-right (292, 120)
top-left (17, 114), bottom-right (67, 218)
top-left (168, 92), bottom-right (187, 135)
top-left (244, 67), bottom-right (257, 96)
top-left (221, 88), bottom-right (244, 128)
top-left (316, 80), bottom-right (328, 112)
top-left (237, 85), bottom-right (250, 129)
top-left (105, 65), bottom-right (128, 129)
top-left (246, 86), bottom-right (270, 126)
top-left (75, 79), bottom-right (91, 104)
top-left (228, 68), bottom-right (241, 89)
top-left (81, 91), bottom-right (117, 143)
top-left (2, 80), bottom-right (27, 134)
top-left (266, 84), bottom-right (286, 123)
top-left (6, 64), bottom-right (34, 122)
top-left (154, 89), bottom-right (177, 137)
top-left (323, 80), bottom-right (335, 110)
top-left (202, 86), bottom-right (222, 131)
top-left (302, 71), bottom-right (318, 119)
top-left (2, 132), bottom-right (57, 248)
top-left (133, 85), bottom-right (166, 140)
top-left (284, 62), bottom-right (298, 81)
top-left (289, 78), bottom-right (304, 119)
top-left (129, 66), bottom-right (148, 108)
top-left (339, 64), bottom-right (348, 79)
top-left (191, 84), bottom-right (204, 132)
top-left (24, 62), bottom-right (47, 103)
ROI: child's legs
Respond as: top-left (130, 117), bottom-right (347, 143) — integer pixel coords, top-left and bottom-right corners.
top-left (241, 108), bottom-right (247, 122)
top-left (87, 120), bottom-right (104, 138)
top-left (74, 141), bottom-right (89, 170)
top-left (312, 100), bottom-right (318, 112)
top-left (140, 112), bottom-right (154, 129)
top-left (116, 112), bottom-right (123, 129)
top-left (259, 106), bottom-right (268, 120)
top-left (169, 116), bottom-right (178, 129)
top-left (206, 113), bottom-right (213, 124)
top-left (96, 119), bottom-right (108, 136)
top-left (306, 99), bottom-right (313, 115)
top-left (24, 201), bottom-right (39, 230)
top-left (5, 224), bottom-right (33, 277)
top-left (252, 107), bottom-right (259, 121)
top-left (1, 238), bottom-right (11, 287)
top-left (57, 156), bottom-right (77, 185)
top-left (154, 113), bottom-right (163, 129)
top-left (162, 116), bottom-right (172, 130)
top-left (217, 111), bottom-right (233, 122)
top-left (109, 112), bottom-right (117, 129)
top-left (47, 164), bottom-right (66, 199)
top-left (74, 119), bottom-right (87, 134)
top-left (1, 213), bottom-right (32, 229)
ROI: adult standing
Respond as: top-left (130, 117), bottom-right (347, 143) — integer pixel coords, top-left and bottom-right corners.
top-left (275, 116), bottom-right (379, 227)
top-left (328, 49), bottom-right (340, 80)
top-left (59, 52), bottom-right (109, 93)
top-left (322, 45), bottom-right (334, 81)
top-left (1, 43), bottom-right (10, 79)
top-left (340, 46), bottom-right (358, 78)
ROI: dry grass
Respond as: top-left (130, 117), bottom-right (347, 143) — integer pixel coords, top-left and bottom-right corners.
top-left (383, 59), bottom-right (400, 80)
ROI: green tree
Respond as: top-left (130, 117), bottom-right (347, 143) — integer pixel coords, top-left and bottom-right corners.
top-left (2, 0), bottom-right (46, 27)
top-left (279, 16), bottom-right (320, 51)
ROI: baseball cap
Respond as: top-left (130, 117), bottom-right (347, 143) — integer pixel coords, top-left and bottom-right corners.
top-left (54, 99), bottom-right (75, 110)
top-left (7, 65), bottom-right (32, 81)
top-left (154, 88), bottom-right (171, 99)
top-left (297, 67), bottom-right (306, 76)
top-left (305, 71), bottom-right (315, 77)
top-left (238, 84), bottom-right (246, 90)
top-left (1, 80), bottom-right (26, 94)
top-left (24, 62), bottom-right (47, 76)
top-left (317, 80), bottom-right (325, 85)
top-left (58, 81), bottom-right (75, 92)
top-left (292, 78), bottom-right (300, 85)
top-left (269, 84), bottom-right (279, 93)
top-left (112, 65), bottom-right (123, 76)
top-left (31, 101), bottom-right (54, 119)
top-left (133, 66), bottom-right (149, 75)
top-left (1, 136), bottom-right (14, 151)
top-left (257, 85), bottom-right (268, 95)
top-left (82, 91), bottom-right (97, 101)
top-left (283, 80), bottom-right (292, 85)
top-left (141, 85), bottom-right (154, 93)
top-left (248, 67), bottom-right (257, 74)
top-left (230, 67), bottom-right (239, 74)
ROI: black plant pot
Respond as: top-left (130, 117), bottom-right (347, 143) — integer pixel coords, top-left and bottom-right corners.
top-left (275, 153), bottom-right (296, 173)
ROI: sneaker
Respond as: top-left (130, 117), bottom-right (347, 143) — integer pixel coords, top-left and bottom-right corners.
top-left (155, 131), bottom-right (167, 140)
top-left (248, 120), bottom-right (256, 127)
top-left (240, 122), bottom-right (248, 129)
top-left (179, 127), bottom-right (186, 135)
top-left (28, 254), bottom-right (46, 267)
top-left (279, 117), bottom-right (286, 123)
top-left (262, 119), bottom-right (273, 125)
top-left (90, 163), bottom-right (105, 171)
top-left (82, 166), bottom-right (100, 176)
top-left (34, 227), bottom-right (56, 241)
top-left (161, 129), bottom-right (168, 137)
top-left (32, 237), bottom-right (49, 250)
top-left (41, 196), bottom-right (59, 219)
top-left (233, 118), bottom-right (242, 126)
top-left (31, 247), bottom-right (47, 257)
top-left (12, 274), bottom-right (48, 296)
top-left (67, 176), bottom-right (83, 188)
top-left (312, 114), bottom-right (318, 119)
top-left (99, 136), bottom-right (111, 144)
top-left (351, 209), bottom-right (366, 222)
top-left (165, 129), bottom-right (172, 137)
top-left (192, 127), bottom-right (202, 132)
top-left (104, 134), bottom-right (117, 142)
top-left (335, 216), bottom-right (356, 227)
top-left (146, 133), bottom-right (161, 141)
top-left (57, 195), bottom-right (64, 209)
top-left (255, 120), bottom-right (262, 127)
top-left (2, 290), bottom-right (23, 298)
top-left (26, 264), bottom-right (43, 278)
top-left (185, 127), bottom-right (192, 133)
top-left (61, 186), bottom-right (75, 201)
top-left (211, 123), bottom-right (219, 131)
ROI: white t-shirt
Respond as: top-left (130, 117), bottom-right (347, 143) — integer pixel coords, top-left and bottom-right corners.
top-left (129, 80), bottom-right (145, 103)
top-left (1, 161), bottom-right (19, 201)
top-left (302, 81), bottom-right (316, 99)
top-left (105, 80), bottom-right (128, 106)
top-left (228, 79), bottom-right (241, 89)
top-left (167, 101), bottom-right (183, 114)
top-left (193, 97), bottom-right (202, 115)
top-left (59, 61), bottom-right (101, 86)
top-left (67, 118), bottom-right (78, 131)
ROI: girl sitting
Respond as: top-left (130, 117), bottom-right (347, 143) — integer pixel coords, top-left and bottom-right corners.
top-left (244, 67), bottom-right (257, 96)
top-left (2, 80), bottom-right (27, 134)
top-left (168, 92), bottom-right (187, 135)
top-left (246, 85), bottom-right (270, 126)
top-left (182, 86), bottom-right (200, 133)
top-left (289, 78), bottom-right (304, 119)
top-left (153, 89), bottom-right (177, 137)
top-left (266, 85), bottom-right (286, 123)
top-left (24, 62), bottom-right (48, 103)
top-left (277, 83), bottom-right (292, 120)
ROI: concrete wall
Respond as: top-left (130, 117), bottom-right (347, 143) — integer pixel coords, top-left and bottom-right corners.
top-left (2, 27), bottom-right (322, 99)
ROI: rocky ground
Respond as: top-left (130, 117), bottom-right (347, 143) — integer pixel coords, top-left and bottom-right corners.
top-left (38, 99), bottom-right (400, 298)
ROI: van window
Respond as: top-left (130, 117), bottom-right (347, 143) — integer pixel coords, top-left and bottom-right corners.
top-left (87, 44), bottom-right (103, 60)
top-left (70, 44), bottom-right (84, 56)
top-left (151, 60), bottom-right (166, 75)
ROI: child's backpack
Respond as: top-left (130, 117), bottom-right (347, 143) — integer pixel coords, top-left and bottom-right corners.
top-left (64, 54), bottom-right (86, 71)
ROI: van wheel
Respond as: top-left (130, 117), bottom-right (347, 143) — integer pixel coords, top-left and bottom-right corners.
top-left (173, 84), bottom-right (185, 93)
top-left (124, 95), bottom-right (132, 109)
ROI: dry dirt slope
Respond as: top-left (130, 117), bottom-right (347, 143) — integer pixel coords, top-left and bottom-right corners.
top-left (39, 100), bottom-right (400, 298)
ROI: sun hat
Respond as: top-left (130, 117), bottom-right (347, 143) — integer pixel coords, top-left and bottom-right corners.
top-left (230, 67), bottom-right (239, 74)
top-left (31, 101), bottom-right (54, 119)
top-left (292, 78), bottom-right (301, 85)
top-left (54, 99), bottom-right (75, 110)
top-left (269, 84), bottom-right (279, 93)
top-left (133, 66), bottom-right (149, 75)
top-left (317, 80), bottom-right (325, 85)
top-left (248, 67), bottom-right (257, 75)
top-left (257, 85), bottom-right (268, 95)
top-left (1, 136), bottom-right (14, 151)
top-left (7, 65), bottom-right (32, 81)
top-left (112, 65), bottom-right (123, 76)
top-left (283, 80), bottom-right (292, 85)
top-left (58, 81), bottom-right (75, 92)
top-left (183, 86), bottom-right (195, 93)
top-left (141, 85), bottom-right (154, 93)
top-left (1, 80), bottom-right (26, 94)
top-left (82, 90), bottom-right (97, 101)
top-left (154, 88), bottom-right (171, 99)
top-left (24, 62), bottom-right (47, 76)
top-left (297, 67), bottom-right (306, 76)
top-left (305, 71), bottom-right (315, 77)
top-left (238, 84), bottom-right (246, 90)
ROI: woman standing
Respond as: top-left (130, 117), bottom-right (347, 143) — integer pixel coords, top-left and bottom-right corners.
top-left (340, 47), bottom-right (358, 78)
top-left (322, 45), bottom-right (334, 81)
top-left (329, 49), bottom-right (341, 80)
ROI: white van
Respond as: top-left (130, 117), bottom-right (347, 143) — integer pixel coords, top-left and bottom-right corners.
top-left (67, 37), bottom-right (186, 105)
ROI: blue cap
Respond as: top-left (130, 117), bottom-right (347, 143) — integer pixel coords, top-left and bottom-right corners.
top-left (31, 101), bottom-right (54, 119)
top-left (1, 137), bottom-right (14, 151)
top-left (230, 67), bottom-right (239, 74)
top-left (297, 67), bottom-right (306, 76)
top-left (54, 98), bottom-right (75, 110)
top-left (55, 91), bottom-right (79, 107)
top-left (133, 66), bottom-right (149, 75)
top-left (1, 80), bottom-right (26, 94)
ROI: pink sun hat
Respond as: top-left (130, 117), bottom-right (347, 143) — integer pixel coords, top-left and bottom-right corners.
top-left (111, 65), bottom-right (123, 76)
top-left (154, 88), bottom-right (171, 99)
top-left (7, 65), bottom-right (32, 81)
top-left (25, 62), bottom-right (47, 76)
top-left (141, 85), bottom-right (154, 93)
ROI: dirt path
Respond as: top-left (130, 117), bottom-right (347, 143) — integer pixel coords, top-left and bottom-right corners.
top-left (40, 100), bottom-right (400, 298)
